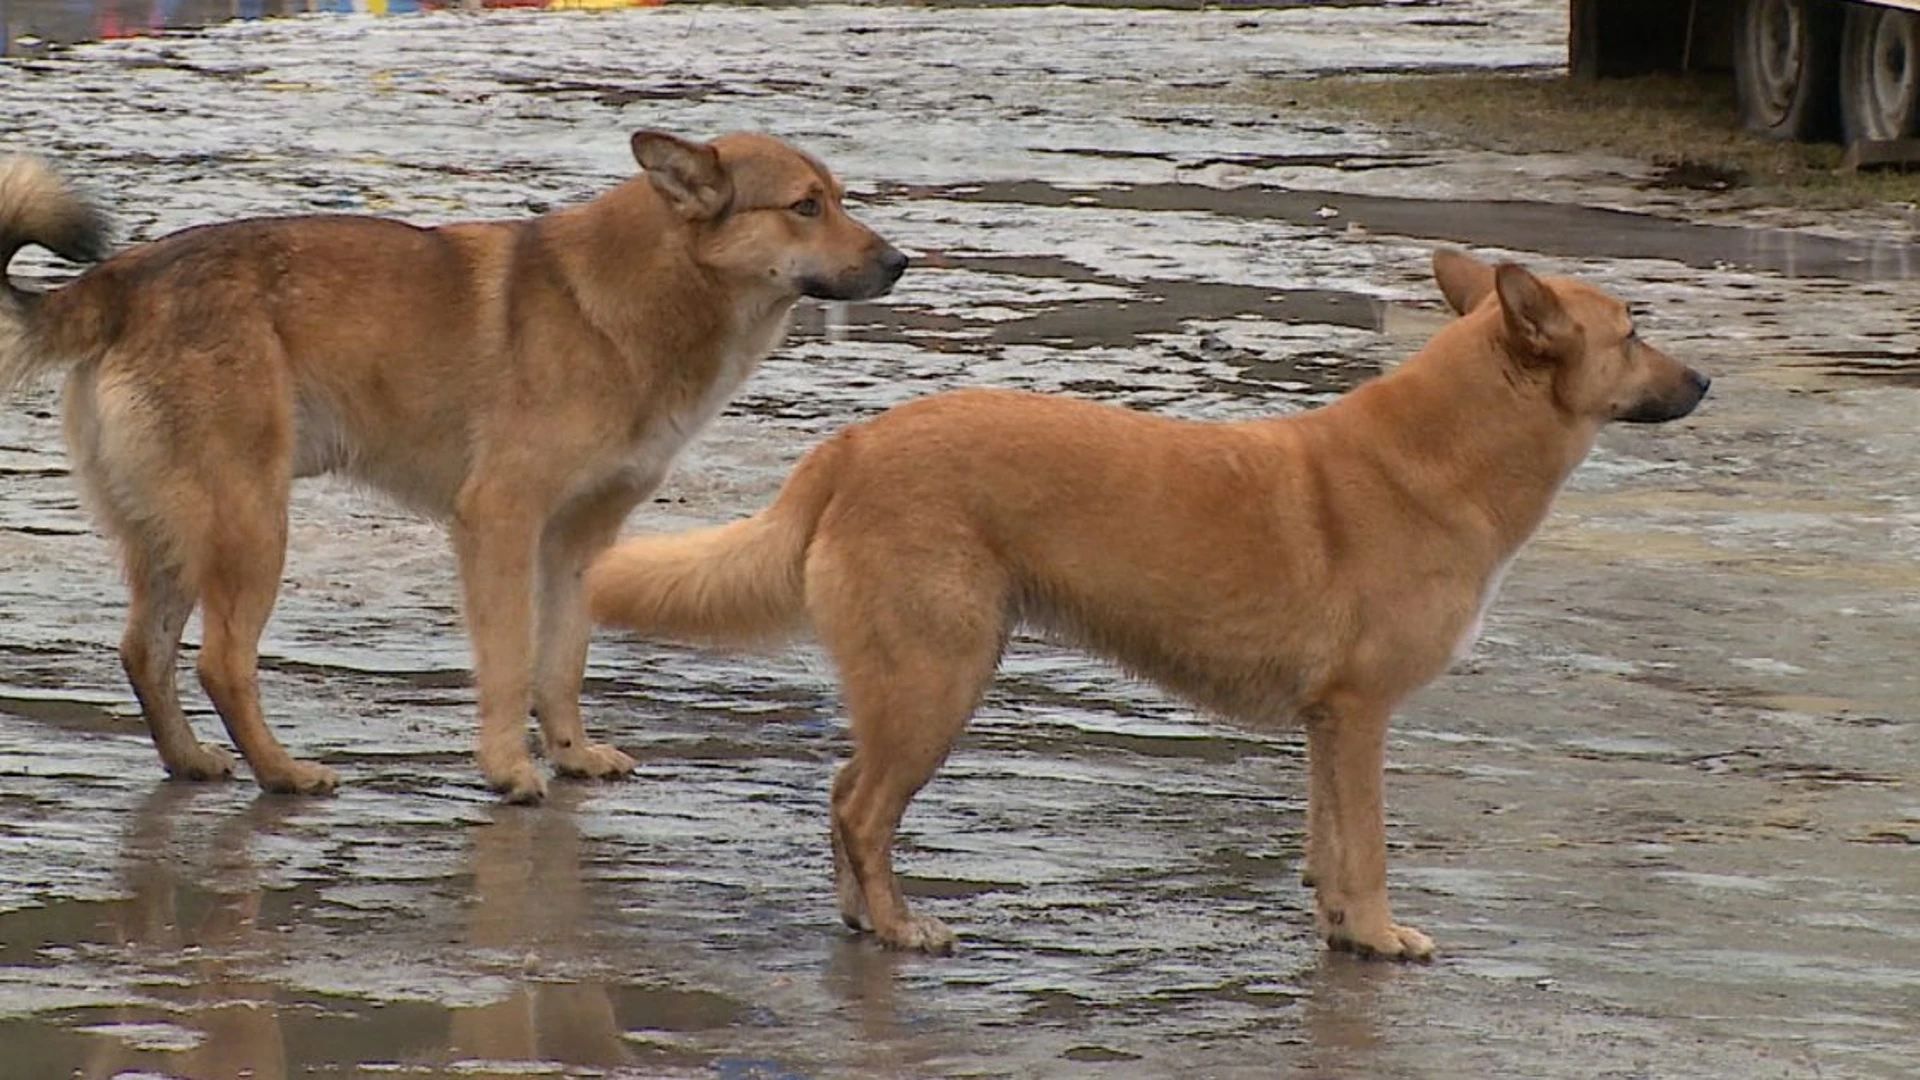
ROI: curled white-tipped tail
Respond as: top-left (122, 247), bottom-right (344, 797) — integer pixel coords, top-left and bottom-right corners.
top-left (0, 155), bottom-right (108, 266)
top-left (586, 436), bottom-right (845, 646)
top-left (1, 154), bottom-right (110, 391)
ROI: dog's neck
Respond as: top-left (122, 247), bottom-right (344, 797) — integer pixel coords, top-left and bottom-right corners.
top-left (546, 179), bottom-right (797, 367)
top-left (1332, 310), bottom-right (1601, 556)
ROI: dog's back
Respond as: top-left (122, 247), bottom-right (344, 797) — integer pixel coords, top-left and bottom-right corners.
top-left (589, 387), bottom-right (1345, 718)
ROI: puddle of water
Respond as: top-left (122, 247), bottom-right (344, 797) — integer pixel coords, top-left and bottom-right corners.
top-left (0, 985), bottom-right (732, 1077)
top-left (793, 250), bottom-right (1389, 397)
top-left (912, 178), bottom-right (1920, 283)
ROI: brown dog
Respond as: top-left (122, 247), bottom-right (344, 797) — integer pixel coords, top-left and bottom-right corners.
top-left (585, 250), bottom-right (1708, 959)
top-left (0, 131), bottom-right (906, 802)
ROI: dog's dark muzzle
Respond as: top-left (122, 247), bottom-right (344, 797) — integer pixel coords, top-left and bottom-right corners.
top-left (800, 244), bottom-right (910, 302)
top-left (1618, 366), bottom-right (1711, 424)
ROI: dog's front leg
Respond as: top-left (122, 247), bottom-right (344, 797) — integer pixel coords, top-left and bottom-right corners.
top-left (531, 492), bottom-right (642, 780)
top-left (1302, 738), bottom-right (1333, 891)
top-left (455, 484), bottom-right (548, 803)
top-left (1304, 696), bottom-right (1434, 962)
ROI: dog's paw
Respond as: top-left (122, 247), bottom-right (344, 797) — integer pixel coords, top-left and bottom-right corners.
top-left (165, 743), bottom-right (238, 782)
top-left (551, 741), bottom-right (637, 780)
top-left (875, 914), bottom-right (956, 956)
top-left (1327, 921), bottom-right (1436, 963)
top-left (258, 759), bottom-right (339, 796)
top-left (486, 758), bottom-right (549, 804)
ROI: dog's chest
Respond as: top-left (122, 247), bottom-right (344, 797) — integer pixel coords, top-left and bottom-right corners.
top-left (1452, 558), bottom-right (1512, 664)
top-left (613, 307), bottom-right (792, 491)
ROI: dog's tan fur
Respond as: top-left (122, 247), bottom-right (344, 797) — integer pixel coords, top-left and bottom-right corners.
top-left (586, 251), bottom-right (1709, 959)
top-left (0, 132), bottom-right (905, 802)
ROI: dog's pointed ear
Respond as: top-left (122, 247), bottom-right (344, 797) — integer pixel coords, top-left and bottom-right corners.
top-left (1433, 247), bottom-right (1496, 316)
top-left (1494, 262), bottom-right (1578, 362)
top-left (631, 130), bottom-right (731, 220)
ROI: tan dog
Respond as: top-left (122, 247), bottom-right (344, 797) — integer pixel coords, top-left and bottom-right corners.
top-left (0, 131), bottom-right (906, 802)
top-left (586, 250), bottom-right (1708, 960)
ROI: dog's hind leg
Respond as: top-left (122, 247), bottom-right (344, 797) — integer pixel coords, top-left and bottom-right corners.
top-left (194, 468), bottom-right (336, 795)
top-left (814, 543), bottom-right (1004, 954)
top-left (1304, 694), bottom-right (1432, 961)
top-left (829, 755), bottom-right (870, 932)
top-left (67, 366), bottom-right (235, 783)
top-left (531, 491), bottom-right (640, 781)
top-left (120, 548), bottom-right (234, 781)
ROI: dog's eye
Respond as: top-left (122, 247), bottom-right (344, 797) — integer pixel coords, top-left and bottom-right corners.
top-left (789, 197), bottom-right (821, 218)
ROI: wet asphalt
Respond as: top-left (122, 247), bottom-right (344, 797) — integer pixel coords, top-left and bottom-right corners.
top-left (1, 2), bottom-right (1917, 1078)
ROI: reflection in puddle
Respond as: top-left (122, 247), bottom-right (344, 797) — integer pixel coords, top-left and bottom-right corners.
top-left (0, 787), bottom-right (769, 1077)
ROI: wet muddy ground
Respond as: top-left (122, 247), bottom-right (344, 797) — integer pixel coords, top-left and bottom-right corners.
top-left (1, 2), bottom-right (1917, 1077)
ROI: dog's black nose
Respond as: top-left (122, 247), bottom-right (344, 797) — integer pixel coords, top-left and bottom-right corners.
top-left (880, 246), bottom-right (910, 280)
top-left (1688, 368), bottom-right (1711, 395)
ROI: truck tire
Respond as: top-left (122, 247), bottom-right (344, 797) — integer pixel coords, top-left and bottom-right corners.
top-left (1840, 4), bottom-right (1920, 141)
top-left (1735, 0), bottom-right (1842, 140)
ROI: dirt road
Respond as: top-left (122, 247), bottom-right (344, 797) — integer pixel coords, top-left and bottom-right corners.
top-left (0, 3), bottom-right (1915, 1077)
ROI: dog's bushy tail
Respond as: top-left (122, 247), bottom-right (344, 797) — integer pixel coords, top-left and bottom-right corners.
top-left (587, 435), bottom-right (846, 646)
top-left (1, 154), bottom-right (110, 391)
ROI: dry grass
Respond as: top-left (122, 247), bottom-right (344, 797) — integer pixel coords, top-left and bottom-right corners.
top-left (1247, 72), bottom-right (1920, 210)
